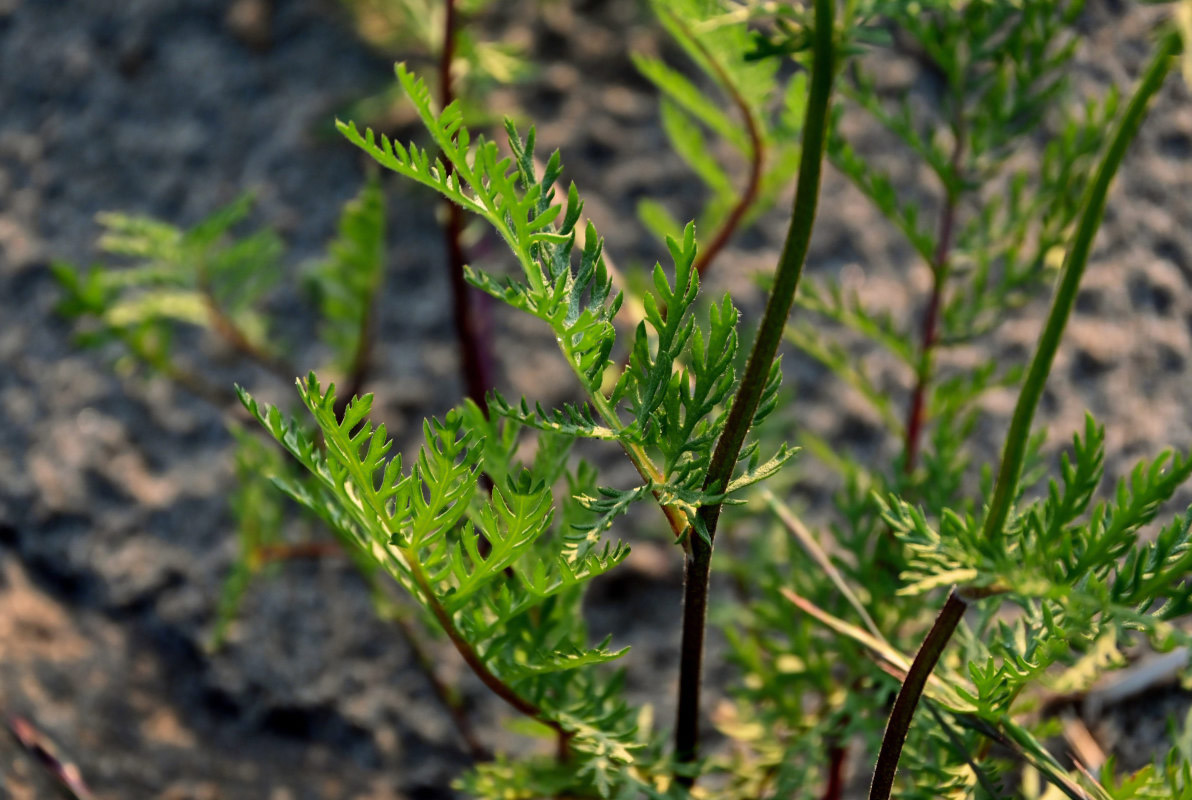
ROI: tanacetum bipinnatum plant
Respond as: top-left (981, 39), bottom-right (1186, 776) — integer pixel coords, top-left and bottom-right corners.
top-left (54, 0), bottom-right (1192, 797)
top-left (53, 0), bottom-right (506, 665)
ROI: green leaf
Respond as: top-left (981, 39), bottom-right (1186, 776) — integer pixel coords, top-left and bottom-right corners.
top-left (309, 176), bottom-right (386, 374)
top-left (660, 100), bottom-right (733, 197)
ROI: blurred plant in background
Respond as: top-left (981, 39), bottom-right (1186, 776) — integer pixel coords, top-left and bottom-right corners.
top-left (340, 0), bottom-right (531, 127)
top-left (51, 0), bottom-right (1192, 797)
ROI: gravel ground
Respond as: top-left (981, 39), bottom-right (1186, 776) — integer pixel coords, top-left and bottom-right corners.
top-left (1, 0), bottom-right (1191, 797)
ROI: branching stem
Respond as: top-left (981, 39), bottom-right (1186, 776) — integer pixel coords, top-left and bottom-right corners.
top-left (674, 0), bottom-right (836, 775)
top-left (980, 29), bottom-right (1179, 545)
top-left (401, 542), bottom-right (573, 750)
top-left (588, 392), bottom-right (690, 538)
top-left (868, 589), bottom-right (967, 800)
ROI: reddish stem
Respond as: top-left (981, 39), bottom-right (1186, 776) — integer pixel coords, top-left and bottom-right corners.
top-left (8, 716), bottom-right (96, 800)
top-left (439, 0), bottom-right (496, 413)
top-left (667, 11), bottom-right (765, 279)
top-left (902, 135), bottom-right (964, 474)
top-left (256, 541), bottom-right (343, 563)
top-left (822, 740), bottom-right (848, 800)
top-left (869, 590), bottom-right (967, 800)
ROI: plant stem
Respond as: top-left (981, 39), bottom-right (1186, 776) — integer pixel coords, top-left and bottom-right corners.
top-left (586, 393), bottom-right (690, 538)
top-left (822, 741), bottom-right (848, 800)
top-left (664, 10), bottom-right (766, 279)
top-left (868, 589), bottom-right (967, 800)
top-left (903, 134), bottom-right (963, 474)
top-left (384, 602), bottom-right (491, 761)
top-left (198, 282), bottom-right (296, 382)
top-left (980, 29), bottom-right (1179, 545)
top-left (695, 0), bottom-right (834, 536)
top-left (438, 0), bottom-right (497, 414)
top-left (674, 0), bottom-right (836, 775)
top-left (401, 542), bottom-right (572, 750)
top-left (255, 541), bottom-right (342, 563)
top-left (785, 588), bottom-right (1105, 800)
top-left (870, 128), bottom-right (967, 800)
top-left (7, 715), bottom-right (96, 800)
top-left (673, 552), bottom-right (710, 774)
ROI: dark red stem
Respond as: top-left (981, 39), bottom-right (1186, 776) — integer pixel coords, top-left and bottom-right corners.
top-left (822, 740), bottom-right (848, 800)
top-left (868, 590), bottom-right (967, 800)
top-left (903, 134), bottom-right (964, 474)
top-left (674, 0), bottom-right (835, 777)
top-left (667, 10), bottom-right (765, 279)
top-left (439, 0), bottom-right (496, 413)
top-left (256, 541), bottom-right (343, 563)
top-left (8, 716), bottom-right (96, 800)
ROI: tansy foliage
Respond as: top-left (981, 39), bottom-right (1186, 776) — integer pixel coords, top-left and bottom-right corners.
top-left (52, 194), bottom-right (283, 377)
top-left (53, 1), bottom-right (1192, 797)
top-left (243, 54), bottom-right (803, 792)
top-left (52, 180), bottom-right (394, 640)
top-left (336, 64), bottom-right (793, 547)
top-left (712, 2), bottom-right (1192, 800)
top-left (240, 376), bottom-right (650, 795)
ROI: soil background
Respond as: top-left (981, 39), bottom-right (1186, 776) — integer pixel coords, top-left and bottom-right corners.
top-left (1, 0), bottom-right (1191, 797)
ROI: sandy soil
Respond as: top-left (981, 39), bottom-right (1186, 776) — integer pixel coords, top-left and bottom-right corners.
top-left (1, 0), bottom-right (1190, 797)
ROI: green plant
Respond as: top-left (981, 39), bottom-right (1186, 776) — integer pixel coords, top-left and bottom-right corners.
top-left (337, 0), bottom-right (530, 128)
top-left (52, 0), bottom-right (505, 647)
top-left (56, 0), bottom-right (1192, 797)
top-left (53, 179), bottom-right (383, 626)
top-left (336, 0), bottom-right (519, 412)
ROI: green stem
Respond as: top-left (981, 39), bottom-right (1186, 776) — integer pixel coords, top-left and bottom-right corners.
top-left (868, 589), bottom-right (967, 800)
top-left (698, 4), bottom-right (834, 523)
top-left (674, 0), bottom-right (836, 775)
top-left (980, 29), bottom-right (1180, 545)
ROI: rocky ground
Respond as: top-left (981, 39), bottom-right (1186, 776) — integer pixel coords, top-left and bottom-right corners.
top-left (1, 0), bottom-right (1191, 797)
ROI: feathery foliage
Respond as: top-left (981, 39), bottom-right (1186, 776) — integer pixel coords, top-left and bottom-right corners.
top-left (51, 181), bottom-right (396, 642)
top-left (52, 194), bottom-right (284, 382)
top-left (52, 1), bottom-right (1192, 797)
top-left (307, 176), bottom-right (387, 377)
